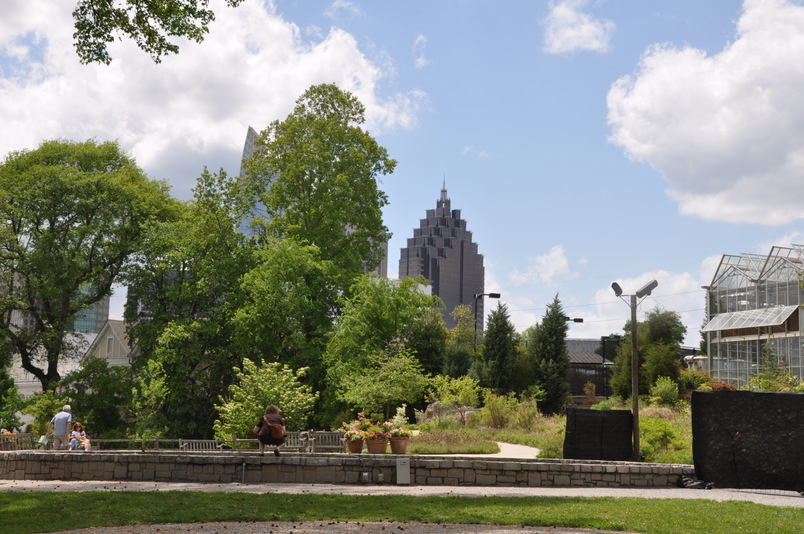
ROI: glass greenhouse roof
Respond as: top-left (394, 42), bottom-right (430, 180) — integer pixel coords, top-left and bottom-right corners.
top-left (702, 305), bottom-right (799, 332)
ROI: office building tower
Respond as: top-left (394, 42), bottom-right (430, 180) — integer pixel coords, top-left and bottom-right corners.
top-left (399, 184), bottom-right (485, 329)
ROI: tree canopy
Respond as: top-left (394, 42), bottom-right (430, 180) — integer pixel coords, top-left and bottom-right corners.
top-left (0, 139), bottom-right (177, 390)
top-left (611, 306), bottom-right (687, 397)
top-left (244, 83), bottom-right (397, 290)
top-left (72, 0), bottom-right (245, 64)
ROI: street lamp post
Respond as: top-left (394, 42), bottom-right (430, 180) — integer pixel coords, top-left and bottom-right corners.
top-left (473, 292), bottom-right (500, 351)
top-left (611, 279), bottom-right (658, 461)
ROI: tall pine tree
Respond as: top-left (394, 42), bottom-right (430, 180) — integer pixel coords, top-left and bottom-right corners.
top-left (477, 303), bottom-right (517, 393)
top-left (532, 295), bottom-right (571, 414)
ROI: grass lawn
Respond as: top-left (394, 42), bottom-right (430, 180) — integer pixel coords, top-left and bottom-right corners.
top-left (2, 492), bottom-right (802, 534)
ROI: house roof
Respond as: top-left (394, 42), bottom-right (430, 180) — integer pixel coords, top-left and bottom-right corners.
top-left (566, 338), bottom-right (606, 365)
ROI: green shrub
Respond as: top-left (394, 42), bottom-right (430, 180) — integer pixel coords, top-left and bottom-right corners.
top-left (639, 416), bottom-right (689, 463)
top-left (590, 396), bottom-right (627, 411)
top-left (650, 376), bottom-right (679, 408)
top-left (676, 369), bottom-right (711, 395)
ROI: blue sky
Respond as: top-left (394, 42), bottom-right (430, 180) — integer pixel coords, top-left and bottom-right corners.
top-left (3, 0), bottom-right (804, 346)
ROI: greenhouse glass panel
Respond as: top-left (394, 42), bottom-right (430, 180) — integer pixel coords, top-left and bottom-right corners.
top-left (702, 305), bottom-right (799, 332)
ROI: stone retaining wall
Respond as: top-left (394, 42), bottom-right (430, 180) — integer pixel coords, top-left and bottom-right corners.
top-left (0, 451), bottom-right (694, 488)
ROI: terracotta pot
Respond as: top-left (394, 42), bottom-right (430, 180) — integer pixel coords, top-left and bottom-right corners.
top-left (365, 439), bottom-right (388, 454)
top-left (346, 439), bottom-right (364, 454)
top-left (388, 437), bottom-right (410, 454)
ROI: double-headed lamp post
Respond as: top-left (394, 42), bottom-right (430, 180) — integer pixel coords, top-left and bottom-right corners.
top-left (611, 279), bottom-right (658, 461)
top-left (473, 292), bottom-right (501, 351)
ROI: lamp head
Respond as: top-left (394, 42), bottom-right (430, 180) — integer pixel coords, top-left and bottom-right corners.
top-left (611, 282), bottom-right (622, 297)
top-left (488, 292), bottom-right (501, 299)
top-left (636, 279), bottom-right (658, 298)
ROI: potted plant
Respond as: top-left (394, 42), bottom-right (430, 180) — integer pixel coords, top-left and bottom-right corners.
top-left (343, 429), bottom-right (366, 453)
top-left (387, 428), bottom-right (412, 454)
top-left (363, 421), bottom-right (391, 454)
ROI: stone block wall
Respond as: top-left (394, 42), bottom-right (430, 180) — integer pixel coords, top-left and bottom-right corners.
top-left (0, 451), bottom-right (693, 488)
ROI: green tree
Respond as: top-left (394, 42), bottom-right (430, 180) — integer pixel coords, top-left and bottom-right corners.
top-left (72, 0), bottom-right (246, 64)
top-left (324, 274), bottom-right (440, 386)
top-left (21, 390), bottom-right (68, 437)
top-left (447, 304), bottom-right (476, 348)
top-left (426, 374), bottom-right (481, 425)
top-left (231, 237), bottom-right (338, 392)
top-left (514, 324), bottom-right (540, 394)
top-left (244, 83), bottom-right (397, 289)
top-left (442, 343), bottom-right (474, 378)
top-left (611, 306), bottom-right (687, 398)
top-left (213, 359), bottom-right (318, 441)
top-left (0, 139), bottom-right (177, 391)
top-left (124, 169), bottom-right (252, 438)
top-left (531, 296), bottom-right (571, 415)
top-left (339, 341), bottom-right (429, 421)
top-left (405, 307), bottom-right (448, 376)
top-left (128, 359), bottom-right (169, 441)
top-left (57, 357), bottom-right (134, 437)
top-left (0, 368), bottom-right (23, 431)
top-left (475, 303), bottom-right (517, 393)
top-left (749, 342), bottom-right (802, 392)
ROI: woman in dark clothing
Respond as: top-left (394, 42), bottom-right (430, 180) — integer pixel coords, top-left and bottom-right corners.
top-left (255, 404), bottom-right (286, 456)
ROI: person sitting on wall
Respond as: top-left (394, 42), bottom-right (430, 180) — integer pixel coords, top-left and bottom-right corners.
top-left (68, 422), bottom-right (91, 451)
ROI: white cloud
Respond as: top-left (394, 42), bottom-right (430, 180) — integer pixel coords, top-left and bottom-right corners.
top-left (461, 145), bottom-right (489, 158)
top-left (543, 0), bottom-right (615, 55)
top-left (509, 244), bottom-right (579, 286)
top-left (413, 34), bottom-right (432, 69)
top-left (590, 270), bottom-right (705, 346)
top-left (608, 0), bottom-right (804, 225)
top-left (324, 0), bottom-right (363, 19)
top-left (0, 1), bottom-right (423, 199)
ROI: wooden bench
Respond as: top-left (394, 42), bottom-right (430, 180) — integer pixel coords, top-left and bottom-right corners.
top-left (307, 431), bottom-right (345, 453)
top-left (230, 431), bottom-right (308, 452)
top-left (0, 433), bottom-right (39, 450)
top-left (178, 439), bottom-right (223, 452)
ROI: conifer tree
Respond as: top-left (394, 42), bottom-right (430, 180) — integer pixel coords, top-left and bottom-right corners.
top-left (476, 303), bottom-right (517, 393)
top-left (531, 295), bottom-right (571, 415)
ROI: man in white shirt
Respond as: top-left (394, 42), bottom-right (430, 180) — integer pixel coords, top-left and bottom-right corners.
top-left (47, 405), bottom-right (73, 451)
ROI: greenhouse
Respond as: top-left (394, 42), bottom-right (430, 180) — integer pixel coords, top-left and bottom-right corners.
top-left (702, 245), bottom-right (804, 386)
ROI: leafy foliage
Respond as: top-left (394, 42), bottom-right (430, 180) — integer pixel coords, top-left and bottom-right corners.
top-left (21, 390), bottom-right (68, 437)
top-left (324, 274), bottom-right (440, 415)
top-left (0, 368), bottom-right (23, 431)
top-left (0, 139), bottom-right (176, 390)
top-left (611, 306), bottom-right (686, 398)
top-left (244, 83), bottom-right (396, 290)
top-left (213, 358), bottom-right (317, 441)
top-left (649, 376), bottom-right (679, 408)
top-left (72, 0), bottom-right (245, 64)
top-left (58, 358), bottom-right (134, 437)
top-left (338, 340), bottom-right (429, 420)
top-left (426, 375), bottom-right (482, 425)
top-left (749, 342), bottom-right (803, 392)
top-left (405, 307), bottom-right (448, 375)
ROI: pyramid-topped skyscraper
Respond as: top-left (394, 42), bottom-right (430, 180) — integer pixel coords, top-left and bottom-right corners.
top-left (399, 183), bottom-right (485, 329)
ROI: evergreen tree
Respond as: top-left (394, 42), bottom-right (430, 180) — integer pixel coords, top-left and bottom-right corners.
top-left (611, 306), bottom-right (686, 398)
top-left (476, 303), bottom-right (517, 393)
top-left (531, 295), bottom-right (571, 415)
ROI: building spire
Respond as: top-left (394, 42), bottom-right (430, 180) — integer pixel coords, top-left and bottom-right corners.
top-left (440, 175), bottom-right (447, 202)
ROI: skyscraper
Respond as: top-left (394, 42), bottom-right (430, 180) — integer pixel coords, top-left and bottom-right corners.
top-left (399, 184), bottom-right (485, 329)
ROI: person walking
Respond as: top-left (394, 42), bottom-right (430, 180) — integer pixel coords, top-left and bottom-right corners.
top-left (47, 405), bottom-right (73, 451)
top-left (254, 405), bottom-right (286, 456)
